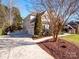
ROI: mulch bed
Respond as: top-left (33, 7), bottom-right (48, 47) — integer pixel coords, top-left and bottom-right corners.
top-left (38, 39), bottom-right (79, 59)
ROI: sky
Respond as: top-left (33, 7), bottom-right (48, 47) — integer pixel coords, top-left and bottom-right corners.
top-left (2, 0), bottom-right (33, 19)
top-left (1, 0), bottom-right (78, 21)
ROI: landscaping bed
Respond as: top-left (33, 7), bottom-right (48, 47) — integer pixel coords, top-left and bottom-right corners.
top-left (39, 39), bottom-right (79, 59)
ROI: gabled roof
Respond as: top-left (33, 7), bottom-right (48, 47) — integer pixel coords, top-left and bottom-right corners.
top-left (24, 11), bottom-right (45, 22)
top-left (68, 21), bottom-right (78, 29)
top-left (75, 20), bottom-right (79, 24)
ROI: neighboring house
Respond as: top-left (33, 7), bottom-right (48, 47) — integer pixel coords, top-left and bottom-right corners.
top-left (75, 20), bottom-right (79, 34)
top-left (63, 24), bottom-right (76, 34)
top-left (23, 11), bottom-right (50, 35)
top-left (64, 20), bottom-right (79, 34)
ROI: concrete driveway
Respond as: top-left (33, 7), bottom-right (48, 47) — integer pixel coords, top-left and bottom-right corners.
top-left (0, 38), bottom-right (54, 59)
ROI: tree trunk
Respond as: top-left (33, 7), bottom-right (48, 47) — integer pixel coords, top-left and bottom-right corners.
top-left (53, 34), bottom-right (58, 42)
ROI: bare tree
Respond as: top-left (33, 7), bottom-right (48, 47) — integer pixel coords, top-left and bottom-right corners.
top-left (76, 9), bottom-right (79, 20)
top-left (8, 0), bottom-right (14, 25)
top-left (30, 0), bottom-right (79, 41)
top-left (0, 0), bottom-right (1, 5)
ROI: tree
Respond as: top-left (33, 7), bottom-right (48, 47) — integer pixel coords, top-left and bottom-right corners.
top-left (31, 0), bottom-right (79, 41)
top-left (0, 4), bottom-right (8, 34)
top-left (76, 10), bottom-right (79, 20)
top-left (0, 0), bottom-right (1, 5)
top-left (8, 0), bottom-right (14, 25)
top-left (12, 7), bottom-right (22, 31)
top-left (34, 13), bottom-right (43, 37)
top-left (0, 4), bottom-right (22, 35)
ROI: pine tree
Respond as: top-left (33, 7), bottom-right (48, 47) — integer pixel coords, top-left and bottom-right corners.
top-left (34, 13), bottom-right (43, 37)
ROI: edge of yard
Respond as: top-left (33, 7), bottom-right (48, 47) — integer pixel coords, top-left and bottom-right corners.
top-left (61, 34), bottom-right (79, 47)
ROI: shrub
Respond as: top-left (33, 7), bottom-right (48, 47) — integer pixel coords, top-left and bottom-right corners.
top-left (2, 29), bottom-right (7, 35)
top-left (32, 35), bottom-right (39, 38)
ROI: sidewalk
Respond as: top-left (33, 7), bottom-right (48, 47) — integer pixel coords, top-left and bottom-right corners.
top-left (0, 33), bottom-right (71, 44)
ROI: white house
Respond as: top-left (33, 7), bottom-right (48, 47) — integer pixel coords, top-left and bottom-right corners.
top-left (23, 11), bottom-right (50, 35)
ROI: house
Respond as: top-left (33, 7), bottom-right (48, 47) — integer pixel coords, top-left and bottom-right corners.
top-left (74, 20), bottom-right (79, 34)
top-left (63, 24), bottom-right (76, 34)
top-left (64, 20), bottom-right (79, 34)
top-left (23, 13), bottom-right (36, 35)
top-left (23, 11), bottom-right (50, 35)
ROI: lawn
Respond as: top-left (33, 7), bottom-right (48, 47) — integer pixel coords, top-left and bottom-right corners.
top-left (61, 34), bottom-right (79, 47)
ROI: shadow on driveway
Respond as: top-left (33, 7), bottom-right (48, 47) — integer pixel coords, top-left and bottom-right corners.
top-left (9, 31), bottom-right (32, 38)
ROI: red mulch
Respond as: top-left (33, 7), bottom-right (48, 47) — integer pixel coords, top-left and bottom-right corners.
top-left (38, 39), bottom-right (79, 59)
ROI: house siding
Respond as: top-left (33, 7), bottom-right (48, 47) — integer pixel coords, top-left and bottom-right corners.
top-left (23, 12), bottom-right (50, 35)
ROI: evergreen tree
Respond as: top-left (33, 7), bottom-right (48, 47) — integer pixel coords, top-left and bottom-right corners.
top-left (34, 13), bottom-right (43, 37)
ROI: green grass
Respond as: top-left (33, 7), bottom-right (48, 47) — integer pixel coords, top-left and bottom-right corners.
top-left (61, 34), bottom-right (79, 47)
